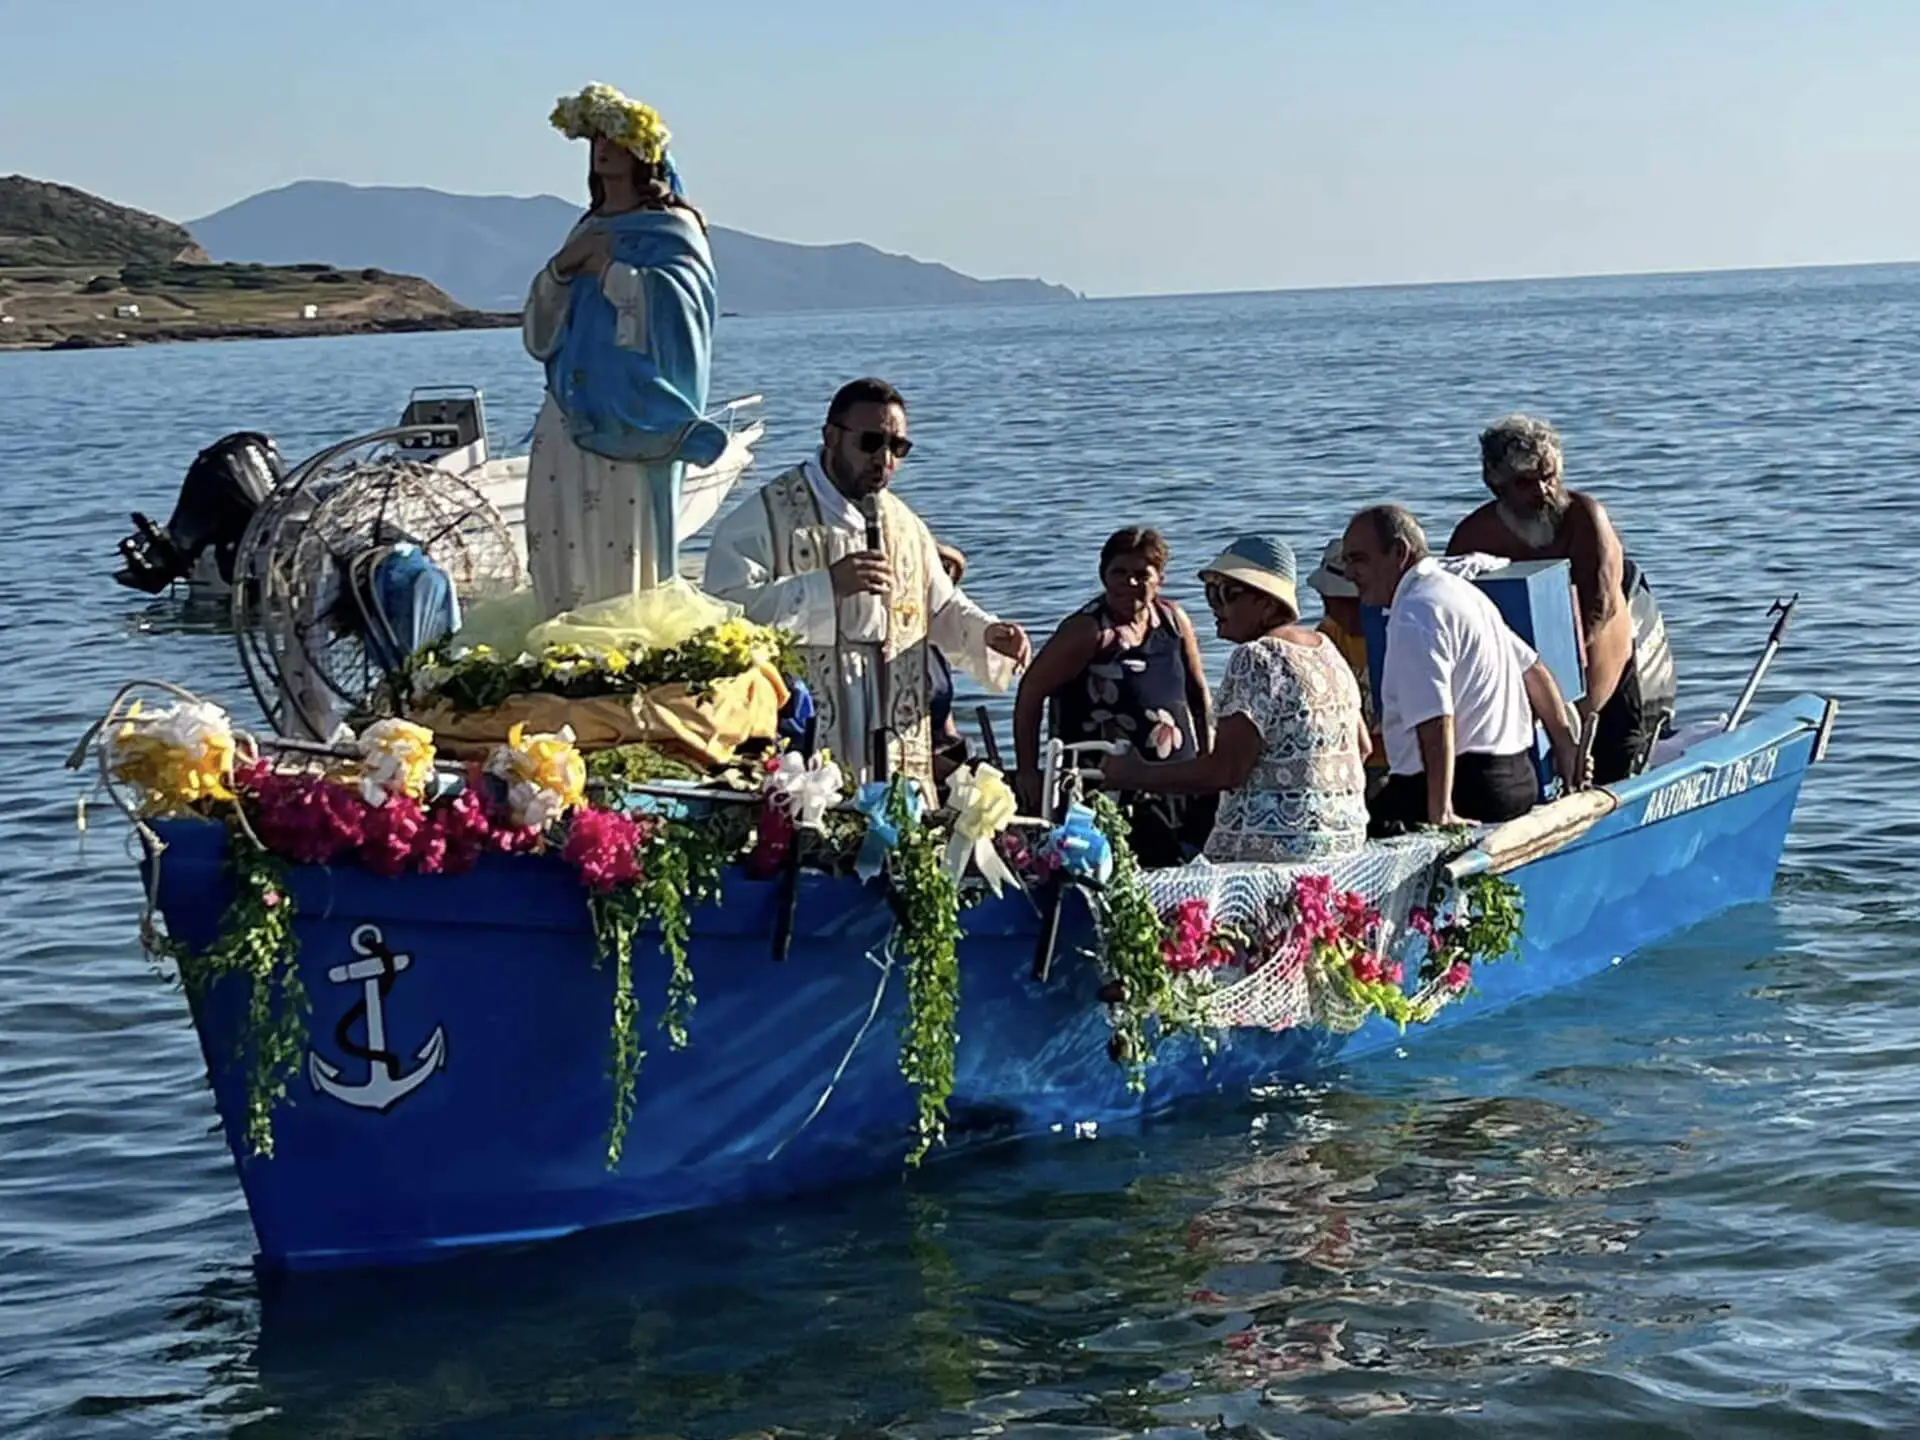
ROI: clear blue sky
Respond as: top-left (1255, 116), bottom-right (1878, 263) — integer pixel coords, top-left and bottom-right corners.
top-left (4, 0), bottom-right (1915, 296)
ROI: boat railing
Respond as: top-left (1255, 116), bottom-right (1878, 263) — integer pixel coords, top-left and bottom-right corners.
top-left (712, 393), bottom-right (764, 431)
top-left (1040, 737), bottom-right (1129, 821)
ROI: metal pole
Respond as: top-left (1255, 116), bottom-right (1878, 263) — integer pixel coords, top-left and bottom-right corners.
top-left (974, 704), bottom-right (1004, 769)
top-left (1724, 594), bottom-right (1799, 733)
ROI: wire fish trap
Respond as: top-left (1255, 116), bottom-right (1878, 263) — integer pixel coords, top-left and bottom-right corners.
top-left (231, 432), bottom-right (527, 741)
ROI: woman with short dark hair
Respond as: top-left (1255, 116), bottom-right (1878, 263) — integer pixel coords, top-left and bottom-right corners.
top-left (1013, 526), bottom-right (1213, 864)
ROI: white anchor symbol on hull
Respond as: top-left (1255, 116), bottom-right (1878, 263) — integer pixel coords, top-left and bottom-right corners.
top-left (308, 923), bottom-right (447, 1111)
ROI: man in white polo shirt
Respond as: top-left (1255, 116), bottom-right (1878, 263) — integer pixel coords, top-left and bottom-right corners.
top-left (1341, 505), bottom-right (1581, 832)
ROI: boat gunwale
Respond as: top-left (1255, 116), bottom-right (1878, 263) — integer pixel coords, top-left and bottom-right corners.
top-left (1453, 691), bottom-right (1829, 879)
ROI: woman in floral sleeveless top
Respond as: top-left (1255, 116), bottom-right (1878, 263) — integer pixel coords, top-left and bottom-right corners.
top-left (1102, 534), bottom-right (1370, 863)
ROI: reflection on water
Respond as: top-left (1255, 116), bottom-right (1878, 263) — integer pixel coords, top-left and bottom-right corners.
top-left (116, 1088), bottom-right (1657, 1439)
top-left (1177, 1096), bottom-right (1642, 1423)
top-left (122, 593), bottom-right (234, 640)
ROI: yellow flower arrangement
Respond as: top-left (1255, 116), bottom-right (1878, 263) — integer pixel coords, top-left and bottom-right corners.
top-left (353, 718), bottom-right (438, 806)
top-left (486, 723), bottom-right (588, 830)
top-left (539, 642), bottom-right (601, 685)
top-left (550, 82), bottom-right (671, 164)
top-left (707, 617), bottom-right (770, 672)
top-left (412, 618), bottom-right (797, 715)
top-left (106, 699), bottom-right (239, 815)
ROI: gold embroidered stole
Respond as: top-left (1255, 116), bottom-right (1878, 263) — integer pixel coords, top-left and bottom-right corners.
top-left (759, 466), bottom-right (935, 787)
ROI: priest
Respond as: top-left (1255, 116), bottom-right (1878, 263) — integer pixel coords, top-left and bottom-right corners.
top-left (704, 378), bottom-right (1030, 791)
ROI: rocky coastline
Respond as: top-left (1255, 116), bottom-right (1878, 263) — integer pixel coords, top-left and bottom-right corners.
top-left (27, 308), bottom-right (520, 352)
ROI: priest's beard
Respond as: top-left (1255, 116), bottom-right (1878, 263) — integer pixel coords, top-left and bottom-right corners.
top-left (1496, 487), bottom-right (1569, 549)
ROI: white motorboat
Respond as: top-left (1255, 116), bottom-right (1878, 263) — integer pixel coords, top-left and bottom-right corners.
top-left (113, 384), bottom-right (766, 601)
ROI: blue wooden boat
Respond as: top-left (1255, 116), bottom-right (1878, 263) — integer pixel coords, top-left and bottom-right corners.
top-left (145, 689), bottom-right (1835, 1273)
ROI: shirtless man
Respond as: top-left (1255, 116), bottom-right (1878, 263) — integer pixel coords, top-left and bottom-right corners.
top-left (1448, 415), bottom-right (1675, 784)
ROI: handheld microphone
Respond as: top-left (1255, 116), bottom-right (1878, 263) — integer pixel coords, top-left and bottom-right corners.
top-left (854, 492), bottom-right (891, 783)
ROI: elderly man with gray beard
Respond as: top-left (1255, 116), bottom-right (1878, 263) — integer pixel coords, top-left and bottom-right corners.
top-left (1447, 415), bottom-right (1676, 784)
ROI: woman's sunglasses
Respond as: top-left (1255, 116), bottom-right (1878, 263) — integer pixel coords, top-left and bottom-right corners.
top-left (836, 426), bottom-right (913, 460)
top-left (1204, 578), bottom-right (1250, 607)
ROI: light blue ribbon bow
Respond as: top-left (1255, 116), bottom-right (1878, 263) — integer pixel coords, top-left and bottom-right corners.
top-left (1042, 802), bottom-right (1113, 884)
top-left (853, 780), bottom-right (924, 882)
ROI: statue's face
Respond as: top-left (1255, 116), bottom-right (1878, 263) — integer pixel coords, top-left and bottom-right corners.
top-left (590, 135), bottom-right (639, 180)
top-left (821, 401), bottom-right (911, 499)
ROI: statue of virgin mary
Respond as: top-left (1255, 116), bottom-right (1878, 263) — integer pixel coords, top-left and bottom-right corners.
top-left (521, 83), bottom-right (726, 616)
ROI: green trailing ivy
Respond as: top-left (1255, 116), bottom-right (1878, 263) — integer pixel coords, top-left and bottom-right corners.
top-left (584, 742), bottom-right (705, 790)
top-left (638, 811), bottom-right (742, 1047)
top-left (888, 782), bottom-right (963, 1165)
top-left (586, 808), bottom-right (751, 1167)
top-left (1419, 869), bottom-right (1525, 985)
top-left (586, 883), bottom-right (648, 1168)
top-left (175, 837), bottom-right (308, 1158)
top-left (1458, 871), bottom-right (1525, 964)
top-left (1088, 794), bottom-right (1175, 1091)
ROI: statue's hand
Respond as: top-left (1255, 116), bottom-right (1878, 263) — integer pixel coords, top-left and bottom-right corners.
top-left (552, 230), bottom-right (613, 280)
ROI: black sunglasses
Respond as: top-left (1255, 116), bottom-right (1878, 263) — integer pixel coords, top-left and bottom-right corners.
top-left (834, 425), bottom-right (913, 460)
top-left (1204, 578), bottom-right (1250, 606)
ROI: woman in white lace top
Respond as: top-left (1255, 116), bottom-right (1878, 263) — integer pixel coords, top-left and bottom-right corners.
top-left (1101, 534), bottom-right (1371, 864)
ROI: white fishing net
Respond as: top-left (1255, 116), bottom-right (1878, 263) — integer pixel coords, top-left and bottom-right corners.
top-left (1141, 833), bottom-right (1459, 1034)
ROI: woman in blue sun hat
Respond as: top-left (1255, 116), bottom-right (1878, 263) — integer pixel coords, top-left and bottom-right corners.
top-left (1102, 533), bottom-right (1371, 863)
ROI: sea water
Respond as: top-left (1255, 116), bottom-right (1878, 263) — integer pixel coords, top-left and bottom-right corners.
top-left (2, 266), bottom-right (1917, 1437)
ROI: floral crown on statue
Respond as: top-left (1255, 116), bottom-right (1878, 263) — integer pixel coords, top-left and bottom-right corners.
top-left (550, 82), bottom-right (671, 164)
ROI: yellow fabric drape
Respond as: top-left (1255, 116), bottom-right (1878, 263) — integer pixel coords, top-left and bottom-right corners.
top-left (412, 661), bottom-right (788, 768)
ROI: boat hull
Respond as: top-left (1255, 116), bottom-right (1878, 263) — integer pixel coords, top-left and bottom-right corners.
top-left (149, 695), bottom-right (1830, 1271)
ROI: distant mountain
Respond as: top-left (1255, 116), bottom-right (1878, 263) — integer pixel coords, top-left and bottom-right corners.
top-left (0, 175), bottom-right (209, 268)
top-left (188, 181), bottom-right (1081, 313)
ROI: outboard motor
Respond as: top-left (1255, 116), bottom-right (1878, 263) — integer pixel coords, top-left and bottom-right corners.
top-left (114, 431), bottom-right (283, 593)
top-left (1623, 555), bottom-right (1677, 733)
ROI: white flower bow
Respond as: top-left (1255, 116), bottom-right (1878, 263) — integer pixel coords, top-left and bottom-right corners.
top-left (104, 698), bottom-right (240, 812)
top-left (140, 699), bottom-right (234, 756)
top-left (941, 762), bottom-right (1018, 896)
top-left (763, 750), bottom-right (845, 831)
top-left (354, 718), bottom-right (437, 806)
top-left (485, 723), bottom-right (586, 831)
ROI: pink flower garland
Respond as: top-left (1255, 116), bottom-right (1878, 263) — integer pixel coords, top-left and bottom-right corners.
top-left (1160, 897), bottom-right (1237, 973)
top-left (1408, 907), bottom-right (1475, 993)
top-left (561, 807), bottom-right (652, 893)
top-left (744, 805), bottom-right (793, 880)
top-left (995, 830), bottom-right (1061, 886)
top-left (1288, 872), bottom-right (1403, 988)
top-left (235, 760), bottom-right (545, 879)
